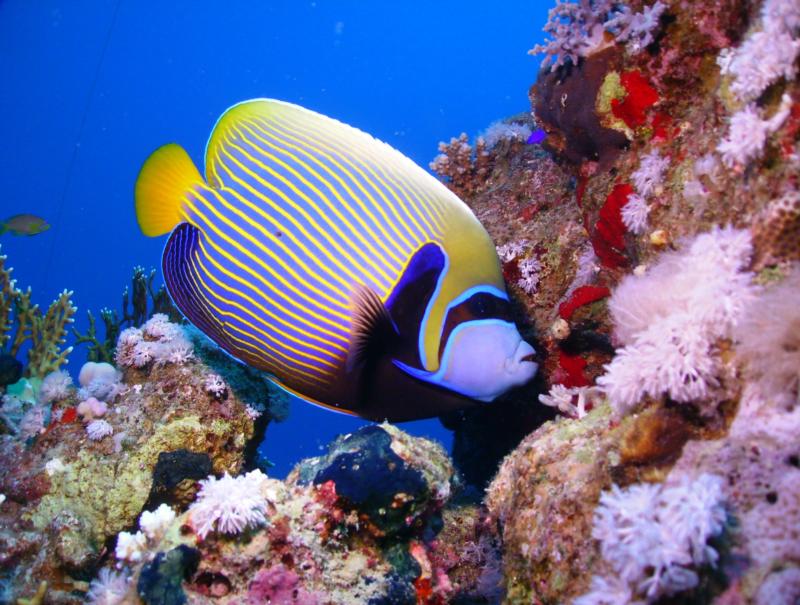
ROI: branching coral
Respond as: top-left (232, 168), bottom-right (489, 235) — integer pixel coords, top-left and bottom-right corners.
top-left (0, 247), bottom-right (77, 378)
top-left (597, 226), bottom-right (755, 415)
top-left (530, 0), bottom-right (667, 71)
top-left (429, 133), bottom-right (491, 199)
top-left (576, 474), bottom-right (727, 604)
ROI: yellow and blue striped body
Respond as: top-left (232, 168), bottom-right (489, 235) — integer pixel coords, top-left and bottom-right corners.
top-left (136, 99), bottom-right (514, 420)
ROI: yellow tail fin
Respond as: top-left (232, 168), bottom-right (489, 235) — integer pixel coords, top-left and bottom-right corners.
top-left (135, 143), bottom-right (203, 236)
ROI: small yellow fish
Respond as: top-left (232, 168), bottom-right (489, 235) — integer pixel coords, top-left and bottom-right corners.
top-left (0, 214), bottom-right (50, 236)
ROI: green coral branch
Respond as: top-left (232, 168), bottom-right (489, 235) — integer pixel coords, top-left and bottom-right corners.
top-left (0, 246), bottom-right (77, 378)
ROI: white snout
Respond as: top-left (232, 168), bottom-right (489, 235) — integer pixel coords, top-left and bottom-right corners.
top-left (438, 320), bottom-right (538, 401)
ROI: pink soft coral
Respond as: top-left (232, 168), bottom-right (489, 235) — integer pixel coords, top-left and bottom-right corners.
top-left (248, 564), bottom-right (320, 605)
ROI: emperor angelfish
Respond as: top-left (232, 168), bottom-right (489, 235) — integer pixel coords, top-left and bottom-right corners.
top-left (135, 99), bottom-right (537, 421)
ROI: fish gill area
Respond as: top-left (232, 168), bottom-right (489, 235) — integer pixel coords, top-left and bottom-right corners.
top-left (1, 0), bottom-right (800, 603)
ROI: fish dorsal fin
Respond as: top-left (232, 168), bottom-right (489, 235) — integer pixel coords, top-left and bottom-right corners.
top-left (386, 243), bottom-right (447, 338)
top-left (346, 284), bottom-right (399, 375)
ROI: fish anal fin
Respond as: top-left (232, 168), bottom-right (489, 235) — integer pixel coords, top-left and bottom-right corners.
top-left (346, 284), bottom-right (398, 375)
top-left (136, 143), bottom-right (203, 237)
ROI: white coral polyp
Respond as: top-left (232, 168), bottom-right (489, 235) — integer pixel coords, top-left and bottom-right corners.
top-left (621, 193), bottom-right (649, 234)
top-left (86, 419), bottom-right (114, 441)
top-left (139, 503), bottom-right (176, 542)
top-left (189, 470), bottom-right (276, 539)
top-left (632, 151), bottom-right (669, 198)
top-left (87, 568), bottom-right (130, 605)
top-left (115, 530), bottom-right (147, 563)
top-left (581, 474), bottom-right (727, 603)
top-left (598, 226), bottom-right (754, 415)
top-left (114, 315), bottom-right (193, 368)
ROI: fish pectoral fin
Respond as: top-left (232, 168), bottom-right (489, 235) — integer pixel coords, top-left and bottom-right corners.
top-left (135, 143), bottom-right (203, 237)
top-left (346, 284), bottom-right (399, 375)
top-left (392, 359), bottom-right (438, 385)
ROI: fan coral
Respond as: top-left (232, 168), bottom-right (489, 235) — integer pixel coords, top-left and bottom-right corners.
top-left (38, 370), bottom-right (73, 404)
top-left (86, 568), bottom-right (130, 605)
top-left (734, 267), bottom-right (800, 407)
top-left (531, 0), bottom-right (667, 70)
top-left (577, 474), bottom-right (726, 604)
top-left (86, 419), bottom-right (113, 441)
top-left (115, 314), bottom-right (193, 368)
top-left (717, 94), bottom-right (792, 169)
top-left (189, 470), bottom-right (280, 539)
top-left (597, 226), bottom-right (755, 415)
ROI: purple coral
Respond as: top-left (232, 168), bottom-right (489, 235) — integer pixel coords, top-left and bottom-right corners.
top-left (248, 564), bottom-right (320, 605)
top-left (531, 0), bottom-right (666, 70)
top-left (86, 419), bottom-right (113, 441)
top-left (115, 314), bottom-right (193, 368)
top-left (577, 474), bottom-right (727, 603)
top-left (38, 370), bottom-right (74, 404)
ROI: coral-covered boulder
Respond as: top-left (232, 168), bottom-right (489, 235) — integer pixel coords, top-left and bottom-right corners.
top-left (289, 423), bottom-right (454, 537)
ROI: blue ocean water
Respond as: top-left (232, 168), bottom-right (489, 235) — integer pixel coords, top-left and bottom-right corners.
top-left (0, 1), bottom-right (546, 477)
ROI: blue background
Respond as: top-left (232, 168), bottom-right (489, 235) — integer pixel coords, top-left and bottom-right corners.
top-left (0, 1), bottom-right (546, 477)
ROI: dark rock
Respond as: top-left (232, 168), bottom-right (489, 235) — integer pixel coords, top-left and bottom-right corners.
top-left (0, 355), bottom-right (22, 388)
top-left (303, 425), bottom-right (429, 536)
top-left (137, 545), bottom-right (200, 605)
top-left (145, 450), bottom-right (212, 510)
top-left (532, 47), bottom-right (629, 167)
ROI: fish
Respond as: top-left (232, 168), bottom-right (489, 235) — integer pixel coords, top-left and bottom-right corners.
top-left (0, 214), bottom-right (50, 236)
top-left (135, 99), bottom-right (537, 421)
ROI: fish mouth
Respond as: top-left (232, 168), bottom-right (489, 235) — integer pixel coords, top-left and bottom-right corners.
top-left (507, 339), bottom-right (538, 373)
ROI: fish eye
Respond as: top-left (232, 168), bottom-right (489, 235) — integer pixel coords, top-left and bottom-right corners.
top-left (467, 293), bottom-right (509, 319)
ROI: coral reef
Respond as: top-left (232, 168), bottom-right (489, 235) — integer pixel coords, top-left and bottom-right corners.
top-left (0, 315), bottom-right (273, 603)
top-left (1, 0), bottom-right (799, 603)
top-left (0, 246), bottom-right (76, 379)
top-left (429, 0), bottom-right (800, 602)
top-left (72, 266), bottom-right (181, 364)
